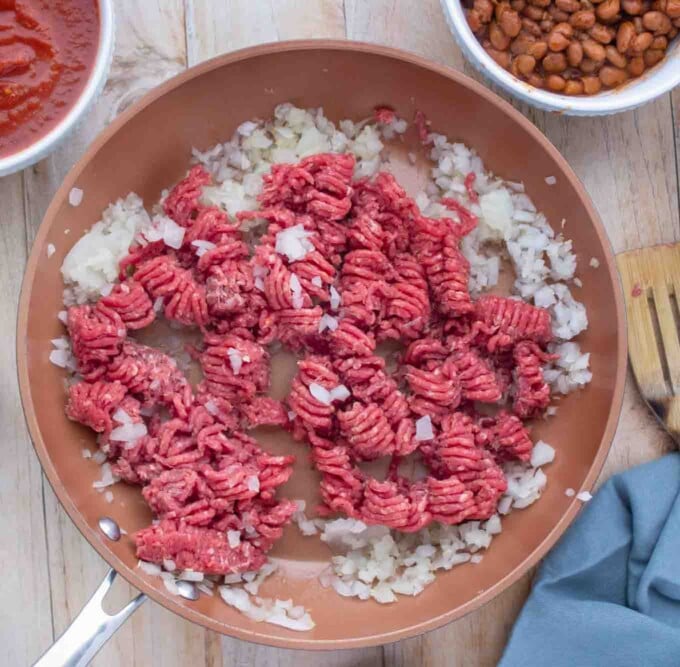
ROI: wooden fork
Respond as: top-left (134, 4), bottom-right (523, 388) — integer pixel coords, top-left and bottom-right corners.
top-left (617, 243), bottom-right (680, 444)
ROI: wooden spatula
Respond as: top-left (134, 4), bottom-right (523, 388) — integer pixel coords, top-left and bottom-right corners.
top-left (617, 243), bottom-right (680, 443)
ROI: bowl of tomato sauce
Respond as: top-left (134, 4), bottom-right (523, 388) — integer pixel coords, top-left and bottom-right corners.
top-left (0, 0), bottom-right (114, 177)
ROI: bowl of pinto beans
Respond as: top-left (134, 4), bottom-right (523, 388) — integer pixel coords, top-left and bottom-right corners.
top-left (441, 0), bottom-right (680, 114)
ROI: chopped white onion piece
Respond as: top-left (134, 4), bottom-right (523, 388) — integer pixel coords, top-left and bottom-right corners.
top-left (329, 384), bottom-right (350, 402)
top-left (247, 476), bottom-right (260, 492)
top-left (100, 283), bottom-right (114, 296)
top-left (69, 187), bottom-right (84, 207)
top-left (318, 314), bottom-right (338, 333)
top-left (530, 441), bottom-right (556, 468)
top-left (191, 239), bottom-right (216, 257)
top-left (544, 176), bottom-right (557, 186)
top-left (227, 347), bottom-right (243, 375)
top-left (289, 273), bottom-right (303, 309)
top-left (109, 422), bottom-right (148, 442)
top-left (49, 349), bottom-right (71, 368)
top-left (138, 560), bottom-right (162, 576)
top-left (576, 491), bottom-right (592, 502)
top-left (309, 382), bottom-right (332, 405)
top-left (311, 276), bottom-right (323, 287)
top-left (275, 224), bottom-right (314, 262)
top-left (329, 285), bottom-right (341, 311)
top-left (205, 399), bottom-right (219, 416)
top-left (58, 310), bottom-right (68, 324)
top-left (227, 530), bottom-right (242, 548)
top-left (112, 408), bottom-right (132, 425)
top-left (565, 488), bottom-right (576, 497)
top-left (415, 415), bottom-right (434, 442)
top-left (161, 217), bottom-right (185, 249)
top-left (47, 243), bottom-right (56, 258)
top-left (51, 337), bottom-right (70, 350)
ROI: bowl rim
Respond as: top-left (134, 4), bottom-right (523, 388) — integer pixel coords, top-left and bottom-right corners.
top-left (0, 0), bottom-right (116, 177)
top-left (17, 39), bottom-right (627, 650)
top-left (440, 0), bottom-right (680, 115)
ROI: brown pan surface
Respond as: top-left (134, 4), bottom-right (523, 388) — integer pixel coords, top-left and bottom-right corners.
top-left (17, 41), bottom-right (626, 649)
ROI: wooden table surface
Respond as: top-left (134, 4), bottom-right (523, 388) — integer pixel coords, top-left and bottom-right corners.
top-left (2, 1), bottom-right (678, 665)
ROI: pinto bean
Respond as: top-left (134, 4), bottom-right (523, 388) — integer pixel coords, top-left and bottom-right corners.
top-left (627, 55), bottom-right (646, 74)
top-left (527, 73), bottom-right (546, 86)
top-left (666, 0), bottom-right (680, 16)
top-left (605, 44), bottom-right (627, 65)
top-left (544, 51), bottom-right (569, 70)
top-left (582, 75), bottom-right (603, 92)
top-left (490, 21), bottom-right (513, 49)
top-left (622, 0), bottom-right (644, 12)
top-left (643, 47), bottom-right (665, 65)
top-left (548, 27), bottom-right (572, 47)
top-left (516, 53), bottom-right (539, 72)
top-left (596, 0), bottom-right (621, 20)
top-left (590, 22), bottom-right (616, 41)
top-left (474, 0), bottom-right (495, 22)
top-left (583, 37), bottom-right (607, 59)
top-left (523, 4), bottom-right (546, 19)
top-left (642, 10), bottom-right (671, 32)
top-left (567, 39), bottom-right (585, 64)
top-left (556, 0), bottom-right (581, 10)
top-left (487, 48), bottom-right (512, 67)
top-left (564, 78), bottom-right (586, 93)
top-left (522, 16), bottom-right (544, 34)
top-left (616, 21), bottom-right (636, 51)
top-left (599, 64), bottom-right (628, 85)
top-left (528, 39), bottom-right (550, 56)
top-left (546, 73), bottom-right (568, 89)
top-left (570, 9), bottom-right (597, 26)
top-left (629, 30), bottom-right (654, 52)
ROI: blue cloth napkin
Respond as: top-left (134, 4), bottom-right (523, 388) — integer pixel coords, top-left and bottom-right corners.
top-left (500, 454), bottom-right (680, 667)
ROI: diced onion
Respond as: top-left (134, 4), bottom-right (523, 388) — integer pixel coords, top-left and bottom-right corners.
top-left (415, 415), bottom-right (434, 442)
top-left (69, 187), bottom-right (84, 207)
top-left (275, 225), bottom-right (314, 262)
top-left (309, 382), bottom-right (331, 405)
top-left (329, 286), bottom-right (341, 311)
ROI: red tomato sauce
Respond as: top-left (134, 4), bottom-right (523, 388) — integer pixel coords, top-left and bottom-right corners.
top-left (0, 0), bottom-right (99, 159)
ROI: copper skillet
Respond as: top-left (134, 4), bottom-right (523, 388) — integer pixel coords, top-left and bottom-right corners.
top-left (17, 40), bottom-right (626, 664)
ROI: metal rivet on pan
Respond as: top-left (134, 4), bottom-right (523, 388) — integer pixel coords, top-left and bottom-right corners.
top-left (176, 580), bottom-right (199, 601)
top-left (98, 516), bottom-right (121, 541)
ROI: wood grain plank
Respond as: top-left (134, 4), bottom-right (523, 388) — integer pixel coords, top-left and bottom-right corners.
top-left (0, 174), bottom-right (54, 665)
top-left (344, 0), bottom-right (465, 69)
top-left (22, 2), bottom-right (191, 666)
top-left (185, 0), bottom-right (346, 64)
top-left (532, 98), bottom-right (680, 254)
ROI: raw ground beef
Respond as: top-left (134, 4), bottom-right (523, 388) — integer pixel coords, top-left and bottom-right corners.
top-left (65, 151), bottom-right (557, 574)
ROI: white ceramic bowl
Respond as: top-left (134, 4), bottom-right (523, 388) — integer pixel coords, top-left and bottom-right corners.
top-left (0, 0), bottom-right (115, 177)
top-left (441, 0), bottom-right (680, 115)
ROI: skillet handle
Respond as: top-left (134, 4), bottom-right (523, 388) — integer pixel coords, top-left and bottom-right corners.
top-left (33, 569), bottom-right (146, 667)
